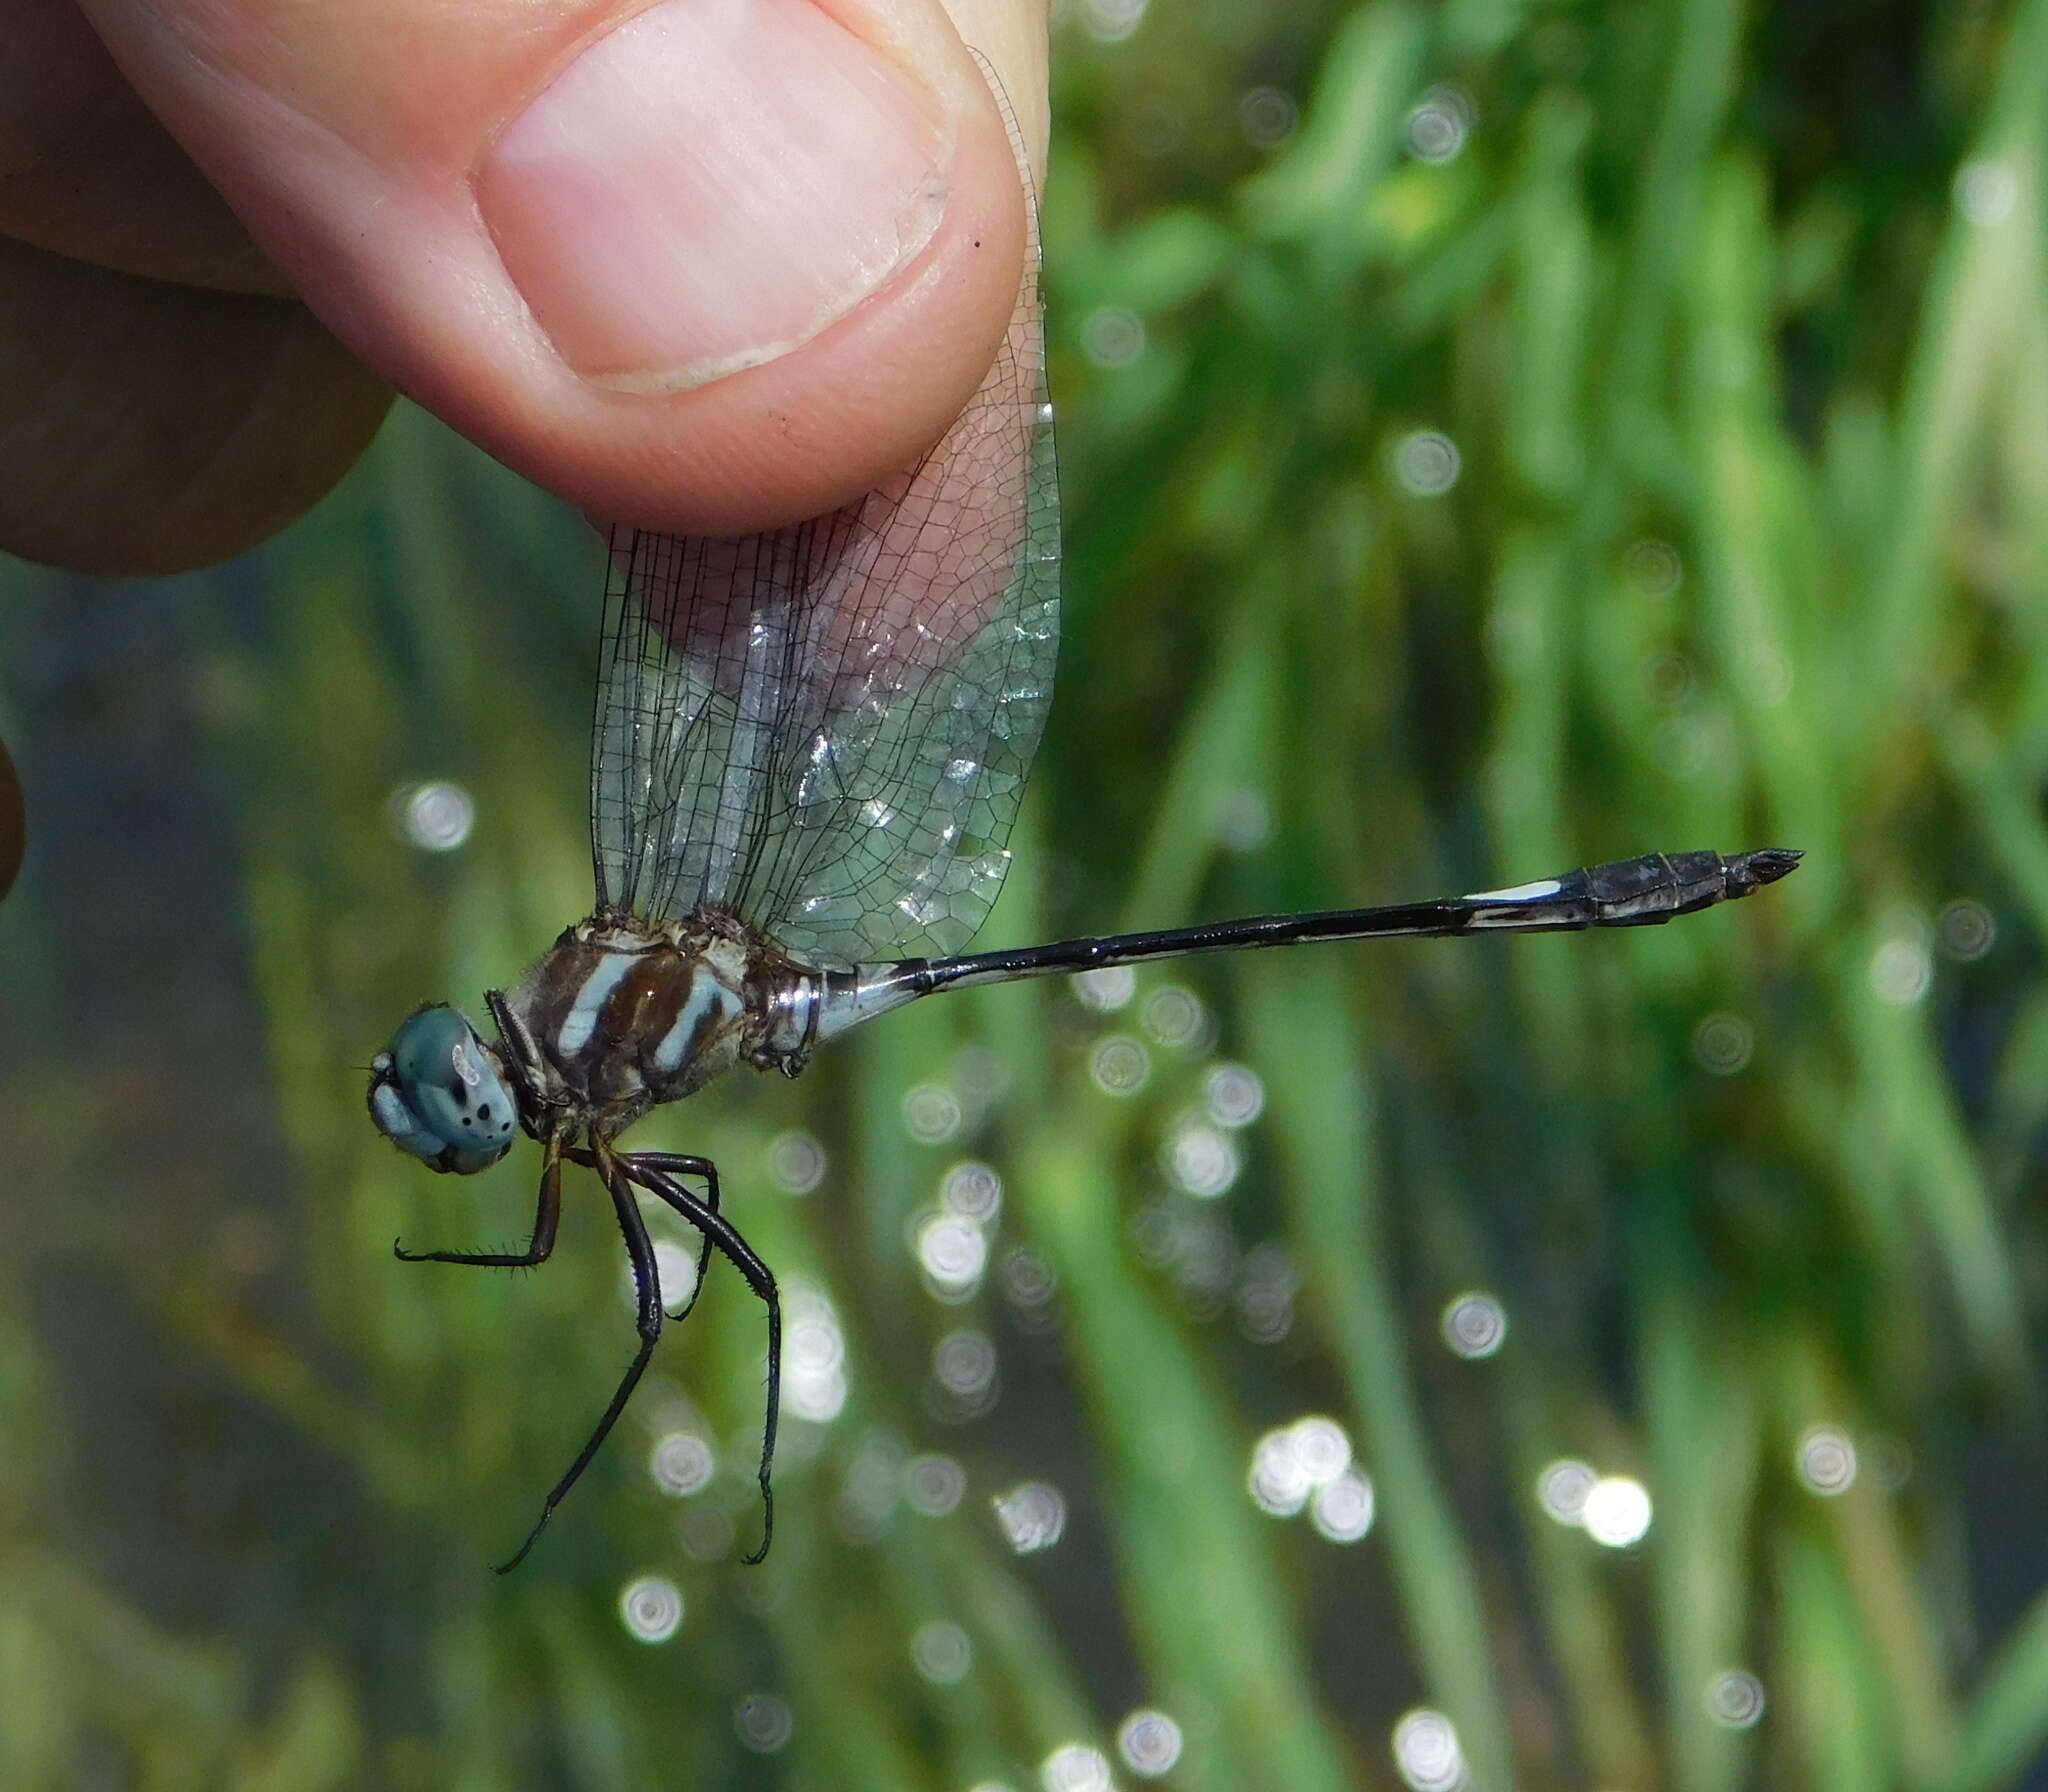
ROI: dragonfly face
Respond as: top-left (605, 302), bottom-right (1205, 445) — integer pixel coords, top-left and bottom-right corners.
top-left (368, 1004), bottom-right (519, 1175)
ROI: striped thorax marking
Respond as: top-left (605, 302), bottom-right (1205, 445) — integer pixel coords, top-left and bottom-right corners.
top-left (557, 951), bottom-right (638, 1056)
top-left (652, 971), bottom-right (737, 1074)
top-left (501, 921), bottom-right (765, 1123)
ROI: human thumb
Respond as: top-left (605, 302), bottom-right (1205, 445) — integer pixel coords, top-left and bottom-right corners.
top-left (74, 0), bottom-right (1046, 534)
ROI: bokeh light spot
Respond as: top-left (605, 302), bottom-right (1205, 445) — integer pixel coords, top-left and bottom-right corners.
top-left (1394, 430), bottom-right (1462, 495)
top-left (1391, 1708), bottom-right (1466, 1790)
top-left (619, 1576), bottom-right (683, 1643)
top-left (389, 779), bottom-right (476, 852)
top-left (906, 1454), bottom-right (968, 1517)
top-left (735, 1693), bottom-right (793, 1753)
top-left (767, 1131), bottom-right (826, 1194)
top-left (781, 1280), bottom-right (849, 1422)
top-left (1625, 537), bottom-right (1684, 596)
top-left (1076, 965), bottom-right (1136, 1011)
top-left (1404, 86), bottom-right (1473, 163)
top-left (917, 1213), bottom-right (989, 1303)
top-left (1141, 984), bottom-right (1206, 1047)
top-left (933, 1329), bottom-right (999, 1400)
top-left (1439, 1291), bottom-right (1507, 1358)
top-left (1537, 1459), bottom-right (1597, 1526)
top-left (1237, 1240), bottom-right (1299, 1343)
top-left (1163, 1116), bottom-right (1239, 1197)
top-left (1310, 1469), bottom-right (1376, 1543)
top-left (645, 1238), bottom-right (700, 1316)
top-left (1291, 1416), bottom-right (1352, 1484)
top-left (1705, 1670), bottom-right (1767, 1729)
top-left (995, 1480), bottom-right (1068, 1553)
top-left (1649, 651), bottom-right (1695, 705)
top-left (1205, 1063), bottom-right (1265, 1127)
top-left (1238, 85), bottom-right (1299, 147)
top-left (1091, 1036), bottom-right (1152, 1095)
top-left (1938, 899), bottom-right (1996, 960)
top-left (1583, 1476), bottom-right (1653, 1547)
top-left (1795, 1425), bottom-right (1857, 1495)
top-left (1871, 927), bottom-right (1933, 1005)
top-left (1250, 1416), bottom-right (1355, 1517)
top-left (1117, 1708), bottom-right (1185, 1777)
top-left (1001, 1247), bottom-right (1059, 1317)
top-left (649, 1431), bottom-right (715, 1497)
top-left (903, 1083), bottom-right (964, 1144)
top-left (1041, 1743), bottom-right (1113, 1792)
top-left (1081, 306), bottom-right (1147, 368)
top-left (1077, 0), bottom-right (1147, 43)
top-left (1691, 1012), bottom-right (1754, 1075)
top-left (911, 1619), bottom-right (973, 1685)
top-left (942, 1160), bottom-right (1004, 1224)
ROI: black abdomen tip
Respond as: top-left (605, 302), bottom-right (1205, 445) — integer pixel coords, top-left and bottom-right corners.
top-left (1728, 847), bottom-right (1804, 894)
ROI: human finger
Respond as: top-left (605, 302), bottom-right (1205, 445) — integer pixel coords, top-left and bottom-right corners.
top-left (78, 0), bottom-right (1045, 535)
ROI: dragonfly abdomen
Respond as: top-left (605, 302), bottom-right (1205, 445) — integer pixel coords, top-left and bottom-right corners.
top-left (1463, 848), bottom-right (1802, 929)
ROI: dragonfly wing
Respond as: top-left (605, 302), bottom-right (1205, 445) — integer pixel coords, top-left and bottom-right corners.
top-left (589, 227), bottom-right (1058, 962)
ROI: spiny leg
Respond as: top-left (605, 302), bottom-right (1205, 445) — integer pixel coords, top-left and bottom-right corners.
top-left (394, 1135), bottom-right (562, 1267)
top-left (572, 1147), bottom-right (720, 1323)
top-left (624, 1154), bottom-right (779, 1565)
top-left (493, 1150), bottom-right (664, 1575)
top-left (484, 988), bottom-right (544, 1114)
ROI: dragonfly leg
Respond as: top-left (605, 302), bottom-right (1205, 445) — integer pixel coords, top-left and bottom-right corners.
top-left (492, 1148), bottom-right (664, 1575)
top-left (484, 987), bottom-right (546, 1115)
top-left (621, 1153), bottom-right (779, 1566)
top-left (394, 1135), bottom-right (562, 1266)
top-left (574, 1148), bottom-right (720, 1324)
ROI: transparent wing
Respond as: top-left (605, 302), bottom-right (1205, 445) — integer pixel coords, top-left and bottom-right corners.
top-left (588, 229), bottom-right (1058, 964)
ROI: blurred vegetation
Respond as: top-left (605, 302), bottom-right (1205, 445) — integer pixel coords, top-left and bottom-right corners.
top-left (6, 0), bottom-right (2048, 1785)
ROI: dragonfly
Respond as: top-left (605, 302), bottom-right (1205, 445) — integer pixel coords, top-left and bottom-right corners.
top-left (367, 208), bottom-right (1799, 1575)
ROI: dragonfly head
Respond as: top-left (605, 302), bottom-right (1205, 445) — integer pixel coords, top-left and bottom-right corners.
top-left (368, 1005), bottom-right (518, 1175)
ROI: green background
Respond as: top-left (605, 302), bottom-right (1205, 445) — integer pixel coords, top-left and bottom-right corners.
top-left (6, 0), bottom-right (2048, 1785)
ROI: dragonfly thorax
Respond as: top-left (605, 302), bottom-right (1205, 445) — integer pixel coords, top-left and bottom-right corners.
top-left (492, 912), bottom-right (818, 1141)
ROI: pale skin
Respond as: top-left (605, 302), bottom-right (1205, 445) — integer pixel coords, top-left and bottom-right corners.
top-left (0, 0), bottom-right (1051, 900)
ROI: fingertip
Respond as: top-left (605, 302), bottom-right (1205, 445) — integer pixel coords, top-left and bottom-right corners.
top-left (84, 0), bottom-right (1036, 535)
top-left (444, 9), bottom-right (1034, 532)
top-left (527, 72), bottom-right (1031, 532)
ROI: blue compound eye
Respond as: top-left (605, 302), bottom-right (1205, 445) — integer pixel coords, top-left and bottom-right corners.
top-left (368, 1006), bottom-right (518, 1174)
